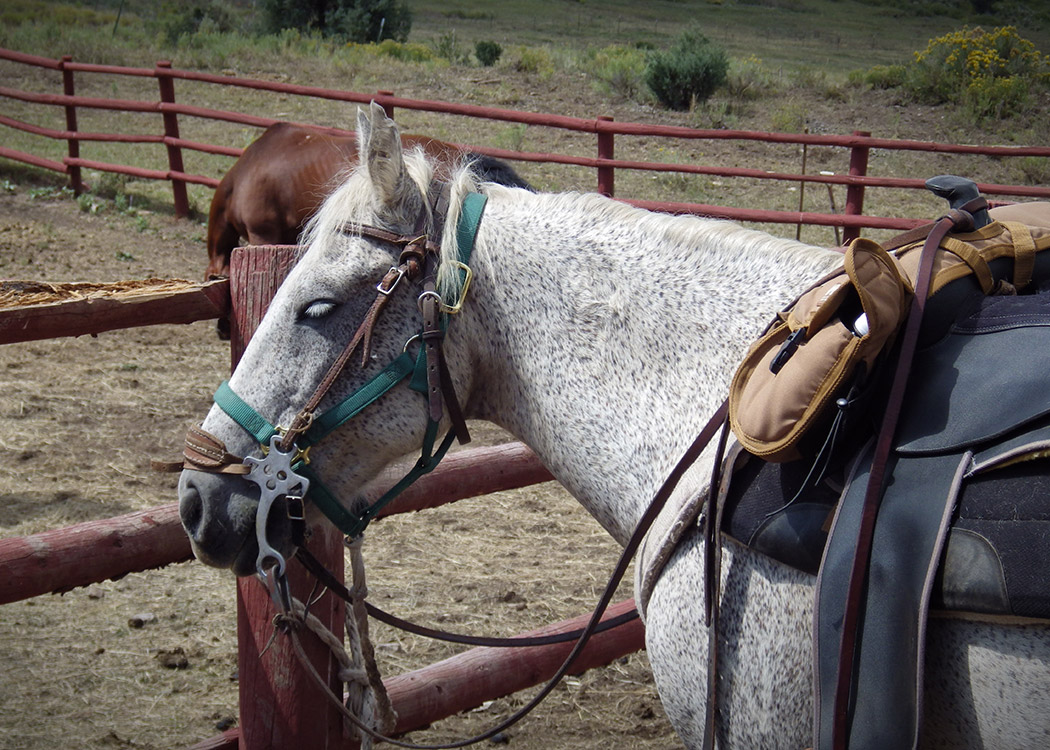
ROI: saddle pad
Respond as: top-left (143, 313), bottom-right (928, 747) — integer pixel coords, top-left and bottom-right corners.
top-left (896, 291), bottom-right (1050, 453)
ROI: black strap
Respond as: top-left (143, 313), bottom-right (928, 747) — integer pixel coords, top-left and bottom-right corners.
top-left (295, 547), bottom-right (638, 648)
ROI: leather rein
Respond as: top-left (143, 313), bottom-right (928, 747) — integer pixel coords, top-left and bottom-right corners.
top-left (168, 182), bottom-right (747, 746)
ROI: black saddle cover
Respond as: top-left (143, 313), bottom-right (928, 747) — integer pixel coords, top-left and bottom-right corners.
top-left (722, 285), bottom-right (1050, 749)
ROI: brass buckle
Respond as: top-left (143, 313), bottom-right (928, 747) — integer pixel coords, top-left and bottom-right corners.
top-left (261, 425), bottom-right (313, 466)
top-left (441, 261), bottom-right (473, 314)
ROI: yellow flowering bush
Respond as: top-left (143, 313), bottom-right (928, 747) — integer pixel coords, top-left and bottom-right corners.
top-left (906, 26), bottom-right (1049, 118)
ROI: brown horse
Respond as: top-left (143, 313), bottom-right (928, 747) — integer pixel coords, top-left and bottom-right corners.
top-left (205, 122), bottom-right (531, 281)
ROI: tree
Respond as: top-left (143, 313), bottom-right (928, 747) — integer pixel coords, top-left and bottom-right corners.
top-left (261, 0), bottom-right (412, 42)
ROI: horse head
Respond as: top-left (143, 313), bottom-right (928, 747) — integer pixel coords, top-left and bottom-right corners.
top-left (179, 102), bottom-right (480, 576)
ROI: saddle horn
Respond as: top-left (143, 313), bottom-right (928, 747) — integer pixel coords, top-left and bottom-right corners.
top-left (925, 174), bottom-right (992, 229)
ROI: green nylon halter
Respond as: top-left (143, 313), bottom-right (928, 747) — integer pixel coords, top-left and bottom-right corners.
top-left (213, 191), bottom-right (487, 539)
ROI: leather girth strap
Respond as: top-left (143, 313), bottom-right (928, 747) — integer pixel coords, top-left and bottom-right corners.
top-left (818, 200), bottom-right (985, 750)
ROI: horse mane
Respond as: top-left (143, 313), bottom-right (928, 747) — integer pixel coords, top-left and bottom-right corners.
top-left (529, 189), bottom-right (833, 275)
top-left (304, 147), bottom-right (832, 305)
top-left (300, 148), bottom-right (485, 304)
top-left (437, 162), bottom-right (484, 299)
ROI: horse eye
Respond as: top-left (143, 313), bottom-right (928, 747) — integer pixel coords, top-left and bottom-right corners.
top-left (300, 299), bottom-right (339, 320)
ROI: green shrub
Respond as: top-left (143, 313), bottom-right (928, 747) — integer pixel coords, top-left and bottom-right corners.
top-left (644, 27), bottom-right (729, 110)
top-left (855, 63), bottom-right (908, 89)
top-left (725, 54), bottom-right (777, 100)
top-left (1016, 156), bottom-right (1050, 184)
top-left (769, 100), bottom-right (808, 132)
top-left (362, 39), bottom-right (434, 62)
top-left (161, 1), bottom-right (233, 43)
top-left (475, 40), bottom-right (502, 66)
top-left (510, 46), bottom-right (555, 76)
top-left (334, 0), bottom-right (412, 43)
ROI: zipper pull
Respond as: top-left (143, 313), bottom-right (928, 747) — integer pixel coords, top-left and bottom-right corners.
top-left (770, 328), bottom-right (807, 374)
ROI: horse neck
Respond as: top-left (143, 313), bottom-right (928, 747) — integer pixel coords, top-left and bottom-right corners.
top-left (455, 190), bottom-right (843, 545)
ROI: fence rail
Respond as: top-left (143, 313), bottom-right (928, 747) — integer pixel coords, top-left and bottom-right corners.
top-left (0, 241), bottom-right (637, 749)
top-left (3, 47), bottom-right (1050, 243)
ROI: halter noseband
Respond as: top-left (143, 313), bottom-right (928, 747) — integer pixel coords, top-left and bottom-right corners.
top-left (181, 190), bottom-right (487, 592)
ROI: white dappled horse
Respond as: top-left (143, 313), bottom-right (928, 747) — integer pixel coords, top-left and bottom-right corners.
top-left (179, 103), bottom-right (1050, 748)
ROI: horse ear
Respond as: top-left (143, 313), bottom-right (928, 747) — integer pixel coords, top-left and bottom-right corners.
top-left (356, 106), bottom-right (372, 157)
top-left (363, 101), bottom-right (408, 210)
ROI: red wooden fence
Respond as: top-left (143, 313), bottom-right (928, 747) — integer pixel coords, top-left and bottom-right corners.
top-left (3, 46), bottom-right (1050, 244)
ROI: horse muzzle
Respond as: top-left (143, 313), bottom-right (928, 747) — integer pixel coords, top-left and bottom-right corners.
top-left (178, 468), bottom-right (300, 577)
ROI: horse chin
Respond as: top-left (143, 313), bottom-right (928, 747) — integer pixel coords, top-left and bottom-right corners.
top-left (178, 469), bottom-right (298, 577)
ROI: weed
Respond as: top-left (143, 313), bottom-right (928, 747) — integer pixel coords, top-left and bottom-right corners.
top-left (691, 99), bottom-right (742, 130)
top-left (1, 179), bottom-right (16, 193)
top-left (162, 1), bottom-right (234, 44)
top-left (510, 46), bottom-right (554, 77)
top-left (854, 64), bottom-right (908, 90)
top-left (443, 10), bottom-right (494, 22)
top-left (115, 251), bottom-right (136, 261)
top-left (77, 193), bottom-right (103, 214)
top-left (725, 55), bottom-right (777, 101)
top-left (95, 172), bottom-right (130, 201)
top-left (787, 66), bottom-right (827, 90)
top-left (432, 29), bottom-right (469, 65)
top-left (582, 45), bottom-right (649, 103)
top-left (373, 39), bottom-right (434, 62)
top-left (26, 186), bottom-right (72, 201)
top-left (1015, 156), bottom-right (1050, 184)
top-left (770, 100), bottom-right (808, 132)
top-left (493, 124), bottom-right (528, 152)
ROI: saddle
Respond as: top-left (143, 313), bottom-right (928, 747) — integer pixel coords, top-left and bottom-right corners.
top-left (719, 188), bottom-right (1050, 749)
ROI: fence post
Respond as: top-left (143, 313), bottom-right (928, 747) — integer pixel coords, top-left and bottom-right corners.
top-left (155, 60), bottom-right (190, 218)
top-left (376, 90), bottom-right (395, 120)
top-left (230, 245), bottom-right (349, 750)
top-left (58, 55), bottom-right (83, 196)
top-left (842, 130), bottom-right (870, 244)
top-left (597, 116), bottom-right (614, 197)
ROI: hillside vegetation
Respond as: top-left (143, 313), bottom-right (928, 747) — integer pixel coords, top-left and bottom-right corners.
top-left (0, 0), bottom-right (1047, 244)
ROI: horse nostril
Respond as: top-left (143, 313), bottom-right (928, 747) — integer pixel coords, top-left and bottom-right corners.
top-left (179, 484), bottom-right (204, 540)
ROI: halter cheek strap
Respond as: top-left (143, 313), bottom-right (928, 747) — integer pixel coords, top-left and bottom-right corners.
top-left (189, 191), bottom-right (487, 541)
